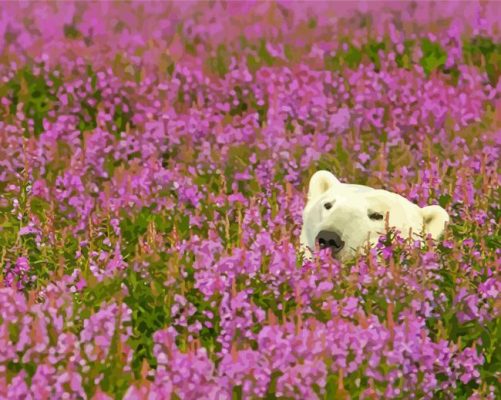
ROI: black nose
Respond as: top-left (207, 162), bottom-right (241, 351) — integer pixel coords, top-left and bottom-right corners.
top-left (316, 230), bottom-right (345, 255)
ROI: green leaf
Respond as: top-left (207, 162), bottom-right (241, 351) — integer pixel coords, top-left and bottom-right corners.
top-left (420, 38), bottom-right (447, 76)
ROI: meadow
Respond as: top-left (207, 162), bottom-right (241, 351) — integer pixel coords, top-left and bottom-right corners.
top-left (0, 2), bottom-right (500, 399)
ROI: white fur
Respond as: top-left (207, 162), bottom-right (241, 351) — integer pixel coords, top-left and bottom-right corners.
top-left (300, 171), bottom-right (450, 260)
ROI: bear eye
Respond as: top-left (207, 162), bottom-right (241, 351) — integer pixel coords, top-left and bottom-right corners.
top-left (324, 202), bottom-right (333, 210)
top-left (369, 212), bottom-right (384, 221)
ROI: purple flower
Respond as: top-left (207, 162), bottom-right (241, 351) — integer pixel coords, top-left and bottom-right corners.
top-left (328, 107), bottom-right (351, 132)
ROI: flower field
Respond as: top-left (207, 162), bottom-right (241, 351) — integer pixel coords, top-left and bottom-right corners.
top-left (0, 1), bottom-right (500, 399)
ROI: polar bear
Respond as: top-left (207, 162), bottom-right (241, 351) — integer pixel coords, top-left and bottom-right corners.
top-left (300, 170), bottom-right (449, 260)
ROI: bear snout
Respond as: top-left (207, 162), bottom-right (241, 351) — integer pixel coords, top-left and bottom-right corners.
top-left (316, 230), bottom-right (345, 256)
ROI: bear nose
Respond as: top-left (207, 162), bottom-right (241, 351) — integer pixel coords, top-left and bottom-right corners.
top-left (316, 230), bottom-right (345, 255)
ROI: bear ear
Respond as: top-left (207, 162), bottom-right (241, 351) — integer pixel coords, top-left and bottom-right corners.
top-left (307, 170), bottom-right (340, 200)
top-left (421, 205), bottom-right (450, 239)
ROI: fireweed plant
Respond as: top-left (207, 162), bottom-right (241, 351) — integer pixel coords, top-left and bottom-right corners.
top-left (0, 1), bottom-right (500, 399)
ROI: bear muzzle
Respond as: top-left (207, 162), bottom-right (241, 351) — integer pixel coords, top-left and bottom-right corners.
top-left (316, 230), bottom-right (345, 257)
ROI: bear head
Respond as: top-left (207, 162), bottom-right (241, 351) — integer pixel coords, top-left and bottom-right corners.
top-left (300, 170), bottom-right (449, 260)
